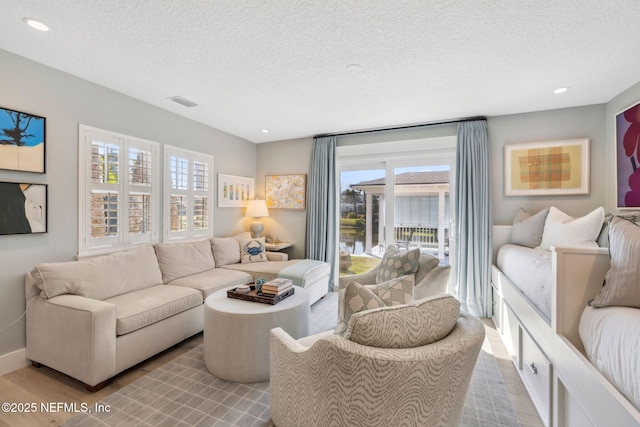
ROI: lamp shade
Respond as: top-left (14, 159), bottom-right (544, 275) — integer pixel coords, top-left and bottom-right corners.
top-left (245, 200), bottom-right (270, 218)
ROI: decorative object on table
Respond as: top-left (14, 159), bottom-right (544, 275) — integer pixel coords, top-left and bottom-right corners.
top-left (0, 182), bottom-right (47, 235)
top-left (244, 199), bottom-right (269, 237)
top-left (504, 138), bottom-right (589, 196)
top-left (255, 277), bottom-right (268, 292)
top-left (226, 284), bottom-right (295, 305)
top-left (259, 278), bottom-right (293, 297)
top-left (265, 174), bottom-right (306, 210)
top-left (217, 173), bottom-right (254, 207)
top-left (0, 106), bottom-right (46, 173)
top-left (615, 100), bottom-right (640, 208)
top-left (235, 284), bottom-right (251, 294)
top-left (265, 235), bottom-right (281, 244)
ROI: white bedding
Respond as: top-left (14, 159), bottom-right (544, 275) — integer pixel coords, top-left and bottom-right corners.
top-left (579, 305), bottom-right (640, 411)
top-left (497, 244), bottom-right (553, 320)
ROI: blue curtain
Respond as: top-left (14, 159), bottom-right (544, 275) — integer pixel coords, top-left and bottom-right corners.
top-left (454, 120), bottom-right (492, 317)
top-left (306, 136), bottom-right (337, 291)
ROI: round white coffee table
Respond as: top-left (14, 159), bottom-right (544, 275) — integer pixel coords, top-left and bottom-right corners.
top-left (204, 286), bottom-right (310, 383)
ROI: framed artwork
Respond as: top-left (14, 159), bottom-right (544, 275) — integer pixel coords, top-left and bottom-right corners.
top-left (504, 138), bottom-right (589, 196)
top-left (615, 100), bottom-right (640, 208)
top-left (218, 174), bottom-right (254, 207)
top-left (0, 106), bottom-right (46, 173)
top-left (266, 174), bottom-right (306, 210)
top-left (0, 182), bottom-right (47, 235)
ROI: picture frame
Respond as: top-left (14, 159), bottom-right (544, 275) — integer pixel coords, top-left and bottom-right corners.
top-left (265, 174), bottom-right (306, 210)
top-left (218, 174), bottom-right (254, 207)
top-left (615, 100), bottom-right (640, 209)
top-left (0, 182), bottom-right (47, 235)
top-left (0, 106), bottom-right (46, 173)
top-left (504, 138), bottom-right (589, 196)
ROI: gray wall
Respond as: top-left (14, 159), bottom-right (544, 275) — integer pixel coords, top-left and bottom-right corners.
top-left (255, 138), bottom-right (312, 260)
top-left (0, 50), bottom-right (256, 356)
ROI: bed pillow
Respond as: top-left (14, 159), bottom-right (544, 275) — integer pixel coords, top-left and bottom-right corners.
top-left (239, 237), bottom-right (268, 263)
top-left (590, 216), bottom-right (640, 308)
top-left (343, 294), bottom-right (460, 348)
top-left (540, 206), bottom-right (604, 250)
top-left (375, 246), bottom-right (420, 283)
top-left (335, 275), bottom-right (414, 335)
top-left (510, 207), bottom-right (549, 248)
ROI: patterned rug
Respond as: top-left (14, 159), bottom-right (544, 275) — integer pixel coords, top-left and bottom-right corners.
top-left (64, 292), bottom-right (520, 427)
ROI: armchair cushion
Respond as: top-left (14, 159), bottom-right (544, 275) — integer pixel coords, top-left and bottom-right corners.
top-left (343, 294), bottom-right (460, 348)
top-left (375, 246), bottom-right (420, 283)
top-left (335, 275), bottom-right (414, 335)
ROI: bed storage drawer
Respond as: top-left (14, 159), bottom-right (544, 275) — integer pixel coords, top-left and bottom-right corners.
top-left (521, 328), bottom-right (552, 426)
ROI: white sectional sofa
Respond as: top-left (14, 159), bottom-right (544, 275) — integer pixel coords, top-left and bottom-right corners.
top-left (25, 233), bottom-right (330, 391)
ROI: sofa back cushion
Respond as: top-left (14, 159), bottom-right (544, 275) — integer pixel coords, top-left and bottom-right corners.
top-left (32, 245), bottom-right (162, 300)
top-left (211, 232), bottom-right (251, 266)
top-left (343, 294), bottom-right (460, 348)
top-left (155, 239), bottom-right (216, 283)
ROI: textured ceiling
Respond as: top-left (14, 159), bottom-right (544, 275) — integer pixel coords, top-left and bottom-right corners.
top-left (1, 1), bottom-right (640, 143)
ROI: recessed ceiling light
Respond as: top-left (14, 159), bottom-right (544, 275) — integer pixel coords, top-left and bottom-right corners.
top-left (167, 95), bottom-right (198, 108)
top-left (346, 64), bottom-right (362, 74)
top-left (261, 129), bottom-right (270, 134)
top-left (23, 18), bottom-right (49, 32)
top-left (553, 87), bottom-right (569, 94)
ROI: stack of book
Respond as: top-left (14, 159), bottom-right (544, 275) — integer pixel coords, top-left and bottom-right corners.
top-left (259, 278), bottom-right (293, 297)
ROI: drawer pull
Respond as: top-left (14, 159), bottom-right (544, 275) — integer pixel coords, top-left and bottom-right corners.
top-left (527, 362), bottom-right (537, 375)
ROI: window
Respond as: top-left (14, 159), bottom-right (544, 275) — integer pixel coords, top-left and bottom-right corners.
top-left (164, 145), bottom-right (214, 241)
top-left (79, 125), bottom-right (159, 254)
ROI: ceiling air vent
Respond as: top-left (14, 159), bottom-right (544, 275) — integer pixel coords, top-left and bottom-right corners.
top-left (168, 95), bottom-right (198, 108)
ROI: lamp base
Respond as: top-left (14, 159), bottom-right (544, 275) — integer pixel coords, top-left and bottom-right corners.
top-left (249, 220), bottom-right (264, 238)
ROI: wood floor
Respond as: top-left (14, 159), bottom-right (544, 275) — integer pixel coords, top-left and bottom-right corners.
top-left (0, 321), bottom-right (543, 427)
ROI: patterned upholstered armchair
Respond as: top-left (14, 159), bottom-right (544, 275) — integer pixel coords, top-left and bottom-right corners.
top-left (269, 295), bottom-right (485, 427)
top-left (338, 249), bottom-right (450, 300)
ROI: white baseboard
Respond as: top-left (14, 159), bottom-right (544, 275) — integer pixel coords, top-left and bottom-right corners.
top-left (0, 347), bottom-right (29, 377)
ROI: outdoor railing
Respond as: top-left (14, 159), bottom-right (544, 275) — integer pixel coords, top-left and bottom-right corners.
top-left (394, 224), bottom-right (448, 249)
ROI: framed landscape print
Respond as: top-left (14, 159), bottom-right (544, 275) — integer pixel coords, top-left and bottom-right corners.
top-left (504, 138), bottom-right (589, 196)
top-left (0, 107), bottom-right (46, 173)
top-left (615, 100), bottom-right (640, 208)
top-left (0, 182), bottom-right (47, 235)
top-left (218, 174), bottom-right (254, 207)
top-left (265, 174), bottom-right (306, 210)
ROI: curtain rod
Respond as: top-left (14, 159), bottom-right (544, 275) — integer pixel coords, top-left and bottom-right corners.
top-left (315, 116), bottom-right (486, 138)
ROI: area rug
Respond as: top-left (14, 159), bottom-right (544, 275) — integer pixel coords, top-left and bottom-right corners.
top-left (64, 292), bottom-right (520, 427)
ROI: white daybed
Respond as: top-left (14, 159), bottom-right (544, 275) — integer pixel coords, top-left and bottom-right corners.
top-left (491, 207), bottom-right (640, 427)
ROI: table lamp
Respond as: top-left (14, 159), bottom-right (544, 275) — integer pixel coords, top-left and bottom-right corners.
top-left (245, 200), bottom-right (270, 238)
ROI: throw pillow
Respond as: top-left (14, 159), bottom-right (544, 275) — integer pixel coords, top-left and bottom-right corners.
top-left (334, 275), bottom-right (414, 335)
top-left (590, 216), bottom-right (640, 308)
top-left (375, 245), bottom-right (420, 283)
top-left (539, 206), bottom-right (604, 251)
top-left (343, 294), bottom-right (460, 348)
top-left (510, 207), bottom-right (549, 248)
top-left (211, 233), bottom-right (250, 266)
top-left (239, 237), bottom-right (268, 263)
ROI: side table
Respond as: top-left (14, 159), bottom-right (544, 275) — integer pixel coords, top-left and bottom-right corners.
top-left (203, 286), bottom-right (310, 383)
top-left (265, 242), bottom-right (293, 252)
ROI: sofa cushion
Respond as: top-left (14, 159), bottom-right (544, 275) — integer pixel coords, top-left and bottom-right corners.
top-left (239, 237), bottom-right (268, 263)
top-left (155, 239), bottom-right (216, 284)
top-left (343, 294), bottom-right (460, 348)
top-left (211, 232), bottom-right (251, 266)
top-left (31, 245), bottom-right (162, 300)
top-left (590, 216), bottom-right (640, 308)
top-left (375, 246), bottom-right (420, 283)
top-left (169, 268), bottom-right (252, 299)
top-left (105, 285), bottom-right (203, 336)
top-left (510, 207), bottom-right (549, 248)
top-left (540, 206), bottom-right (604, 250)
top-left (335, 276), bottom-right (414, 335)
